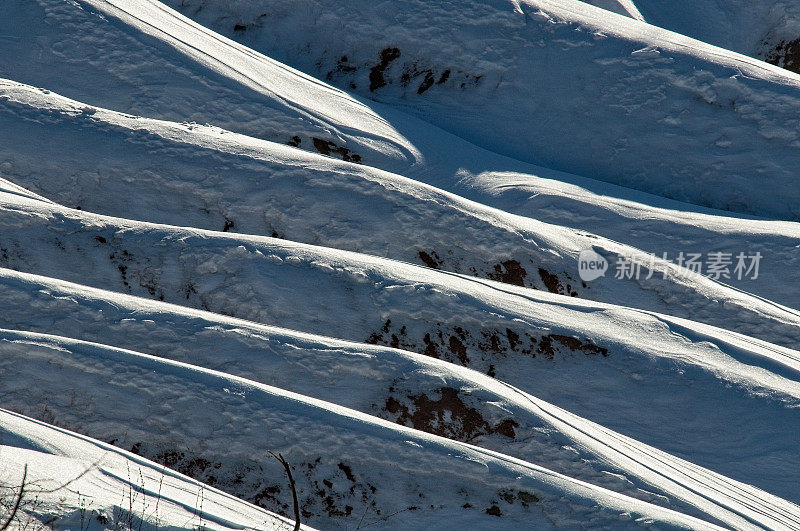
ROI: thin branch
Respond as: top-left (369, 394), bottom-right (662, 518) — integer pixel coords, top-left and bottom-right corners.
top-left (267, 452), bottom-right (300, 531)
top-left (0, 464), bottom-right (27, 531)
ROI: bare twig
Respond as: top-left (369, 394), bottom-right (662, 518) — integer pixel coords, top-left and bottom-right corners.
top-left (0, 464), bottom-right (27, 531)
top-left (267, 452), bottom-right (300, 531)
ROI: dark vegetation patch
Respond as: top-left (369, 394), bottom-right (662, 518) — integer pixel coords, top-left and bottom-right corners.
top-left (300, 459), bottom-right (378, 519)
top-left (126, 441), bottom-right (380, 522)
top-left (326, 55), bottom-right (358, 82)
top-left (366, 319), bottom-right (608, 375)
top-left (382, 386), bottom-right (519, 443)
top-left (418, 250), bottom-right (442, 269)
top-left (477, 489), bottom-right (539, 518)
top-left (487, 259), bottom-right (527, 287)
top-left (10, 405), bottom-right (535, 527)
top-left (0, 243), bottom-right (25, 270)
top-left (416, 251), bottom-right (581, 296)
top-left (286, 134), bottom-right (362, 162)
top-left (399, 63), bottom-right (457, 94)
top-left (761, 37), bottom-right (800, 73)
top-left (311, 137), bottom-right (362, 163)
top-left (364, 48), bottom-right (480, 94)
top-left (538, 267), bottom-right (580, 296)
top-left (108, 248), bottom-right (133, 292)
top-left (369, 47), bottom-right (401, 91)
top-left (106, 244), bottom-right (165, 301)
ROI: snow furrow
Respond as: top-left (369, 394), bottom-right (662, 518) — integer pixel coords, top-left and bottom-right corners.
top-left (0, 330), bottom-right (753, 529)
top-left (0, 84), bottom-right (798, 352)
top-left (0, 262), bottom-right (799, 504)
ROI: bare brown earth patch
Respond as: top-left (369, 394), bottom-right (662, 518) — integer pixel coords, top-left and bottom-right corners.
top-left (382, 387), bottom-right (519, 442)
top-left (418, 250), bottom-right (442, 269)
top-left (415, 251), bottom-right (581, 296)
top-left (538, 267), bottom-right (580, 297)
top-left (366, 319), bottom-right (608, 376)
top-left (761, 37), bottom-right (800, 73)
top-left (487, 259), bottom-right (527, 286)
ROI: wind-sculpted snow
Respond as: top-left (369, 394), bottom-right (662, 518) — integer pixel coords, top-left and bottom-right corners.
top-left (0, 0), bottom-right (798, 526)
top-left (0, 410), bottom-right (302, 530)
top-left (3, 0), bottom-right (800, 220)
top-left (459, 169), bottom-right (800, 311)
top-left (0, 0), bottom-right (418, 169)
top-left (3, 330), bottom-right (781, 529)
top-left (1, 302), bottom-right (798, 526)
top-left (581, 0), bottom-right (644, 20)
top-left (2, 0), bottom-right (798, 312)
top-left (624, 0), bottom-right (800, 70)
top-left (1, 256), bottom-right (800, 504)
top-left (1, 86), bottom-right (799, 351)
top-left (166, 0), bottom-right (800, 220)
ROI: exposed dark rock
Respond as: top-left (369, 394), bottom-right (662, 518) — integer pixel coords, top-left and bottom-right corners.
top-left (369, 47), bottom-right (401, 91)
top-left (311, 137), bottom-right (362, 163)
top-left (488, 260), bottom-right (527, 287)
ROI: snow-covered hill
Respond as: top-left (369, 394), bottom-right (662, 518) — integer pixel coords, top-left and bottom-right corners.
top-left (621, 0), bottom-right (800, 71)
top-left (1, 254), bottom-right (800, 504)
top-left (0, 410), bottom-right (302, 530)
top-left (2, 328), bottom-right (796, 529)
top-left (2, 86), bottom-right (800, 350)
top-left (1, 0), bottom-right (799, 528)
top-left (162, 0), bottom-right (800, 220)
top-left (6, 0), bottom-right (800, 220)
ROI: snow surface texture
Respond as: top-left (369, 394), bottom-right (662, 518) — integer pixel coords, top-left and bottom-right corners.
top-left (162, 0), bottom-right (800, 220)
top-left (2, 0), bottom-right (800, 309)
top-left (0, 0), bottom-right (799, 528)
top-left (0, 410), bottom-right (303, 530)
top-left (2, 86), bottom-right (800, 352)
top-left (582, 0), bottom-right (644, 21)
top-left (623, 0), bottom-right (800, 68)
top-left (0, 272), bottom-right (798, 528)
top-left (0, 332), bottom-right (742, 531)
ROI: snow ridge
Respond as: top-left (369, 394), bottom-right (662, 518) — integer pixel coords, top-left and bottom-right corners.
top-left (0, 0), bottom-right (799, 528)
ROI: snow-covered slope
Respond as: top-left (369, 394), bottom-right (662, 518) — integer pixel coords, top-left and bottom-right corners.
top-left (2, 331), bottom-right (800, 527)
top-left (460, 169), bottom-right (800, 310)
top-left (3, 0), bottom-right (799, 310)
top-left (582, 0), bottom-right (645, 21)
top-left (2, 258), bottom-right (800, 504)
top-left (0, 331), bottom-right (737, 530)
top-left (2, 85), bottom-right (799, 351)
top-left (2, 317), bottom-right (795, 528)
top-left (1, 0), bottom-right (798, 527)
top-left (0, 410), bottom-right (302, 530)
top-left (0, 0), bottom-right (418, 170)
top-left (623, 0), bottom-right (800, 71)
top-left (162, 0), bottom-right (800, 220)
top-left (5, 0), bottom-right (800, 219)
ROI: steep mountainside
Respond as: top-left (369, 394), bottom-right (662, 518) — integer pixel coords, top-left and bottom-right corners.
top-left (1, 0), bottom-right (798, 528)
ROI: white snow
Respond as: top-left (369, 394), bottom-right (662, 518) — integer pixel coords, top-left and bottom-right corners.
top-left (0, 410), bottom-right (305, 530)
top-left (0, 0), bottom-right (798, 528)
